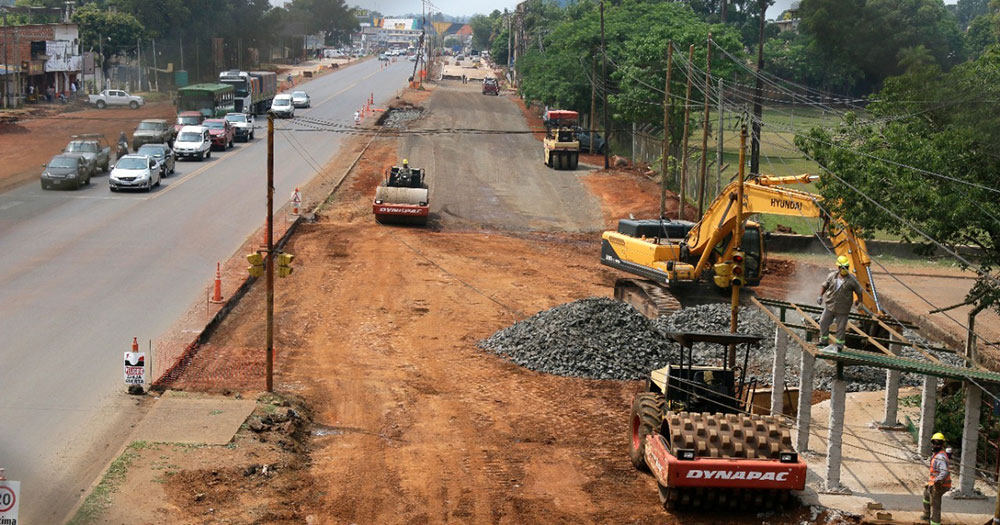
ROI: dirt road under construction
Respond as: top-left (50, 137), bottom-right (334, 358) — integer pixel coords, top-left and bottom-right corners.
top-left (95, 83), bottom-right (851, 523)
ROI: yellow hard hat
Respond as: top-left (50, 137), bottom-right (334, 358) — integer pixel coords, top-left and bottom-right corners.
top-left (932, 432), bottom-right (946, 441)
top-left (402, 158), bottom-right (408, 165)
top-left (836, 255), bottom-right (850, 268)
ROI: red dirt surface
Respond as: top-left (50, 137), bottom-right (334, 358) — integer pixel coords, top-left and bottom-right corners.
top-left (0, 101), bottom-right (176, 192)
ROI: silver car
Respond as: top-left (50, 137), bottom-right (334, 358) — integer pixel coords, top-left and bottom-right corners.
top-left (291, 91), bottom-right (311, 108)
top-left (109, 154), bottom-right (161, 192)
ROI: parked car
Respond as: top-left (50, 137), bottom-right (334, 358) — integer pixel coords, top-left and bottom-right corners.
top-left (224, 112), bottom-right (255, 142)
top-left (408, 55), bottom-right (417, 62)
top-left (270, 94), bottom-right (295, 118)
top-left (41, 154), bottom-right (91, 190)
top-left (137, 143), bottom-right (176, 176)
top-left (109, 154), bottom-right (160, 192)
top-left (88, 89), bottom-right (144, 109)
top-left (482, 78), bottom-right (500, 96)
top-left (379, 53), bottom-right (390, 62)
top-left (174, 111), bottom-right (205, 133)
top-left (63, 134), bottom-right (111, 174)
top-left (173, 126), bottom-right (213, 161)
top-left (132, 119), bottom-right (175, 150)
top-left (203, 119), bottom-right (235, 149)
top-left (290, 91), bottom-right (311, 108)
top-left (575, 127), bottom-right (607, 154)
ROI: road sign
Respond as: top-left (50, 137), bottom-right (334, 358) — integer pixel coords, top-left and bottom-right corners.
top-left (124, 352), bottom-right (146, 385)
top-left (0, 480), bottom-right (20, 523)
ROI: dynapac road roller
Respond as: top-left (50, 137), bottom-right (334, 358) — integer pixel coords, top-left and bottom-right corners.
top-left (373, 160), bottom-right (429, 226)
top-left (629, 331), bottom-right (806, 511)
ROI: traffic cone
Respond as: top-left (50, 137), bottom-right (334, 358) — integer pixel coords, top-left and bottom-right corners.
top-left (132, 337), bottom-right (139, 352)
top-left (210, 262), bottom-right (224, 303)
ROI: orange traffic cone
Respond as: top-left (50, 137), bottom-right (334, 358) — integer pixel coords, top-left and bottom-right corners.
top-left (210, 262), bottom-right (224, 303)
top-left (132, 337), bottom-right (139, 352)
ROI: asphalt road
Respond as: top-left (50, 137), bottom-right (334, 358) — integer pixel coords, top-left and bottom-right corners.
top-left (400, 81), bottom-right (602, 232)
top-left (0, 58), bottom-right (412, 523)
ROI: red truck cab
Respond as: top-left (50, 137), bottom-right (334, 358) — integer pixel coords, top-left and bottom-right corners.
top-left (175, 111), bottom-right (205, 133)
top-left (203, 119), bottom-right (235, 150)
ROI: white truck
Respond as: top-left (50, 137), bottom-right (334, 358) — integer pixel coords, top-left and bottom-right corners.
top-left (89, 89), bottom-right (145, 109)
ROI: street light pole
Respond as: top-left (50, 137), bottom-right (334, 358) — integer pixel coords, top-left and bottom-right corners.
top-left (266, 112), bottom-right (274, 393)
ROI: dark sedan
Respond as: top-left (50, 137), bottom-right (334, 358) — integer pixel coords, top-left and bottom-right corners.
top-left (137, 143), bottom-right (176, 177)
top-left (41, 154), bottom-right (91, 190)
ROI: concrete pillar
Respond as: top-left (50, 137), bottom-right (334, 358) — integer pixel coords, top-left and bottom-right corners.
top-left (957, 383), bottom-right (983, 496)
top-left (881, 369), bottom-right (901, 427)
top-left (825, 370), bottom-right (847, 491)
top-left (796, 349), bottom-right (815, 453)
top-left (771, 327), bottom-right (788, 416)
top-left (919, 375), bottom-right (938, 457)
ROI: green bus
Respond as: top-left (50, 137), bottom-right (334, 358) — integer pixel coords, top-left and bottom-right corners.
top-left (176, 83), bottom-right (235, 118)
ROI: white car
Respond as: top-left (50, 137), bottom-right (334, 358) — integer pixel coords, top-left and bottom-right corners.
top-left (173, 125), bottom-right (213, 161)
top-left (224, 112), bottom-right (255, 142)
top-left (109, 154), bottom-right (161, 192)
top-left (290, 91), bottom-right (311, 108)
top-left (270, 94), bottom-right (295, 118)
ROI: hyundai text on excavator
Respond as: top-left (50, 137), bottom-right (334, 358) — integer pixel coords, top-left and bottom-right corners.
top-left (542, 110), bottom-right (580, 170)
top-left (600, 174), bottom-right (883, 319)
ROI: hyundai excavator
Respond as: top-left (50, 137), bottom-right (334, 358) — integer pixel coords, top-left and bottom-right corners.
top-left (600, 173), bottom-right (883, 318)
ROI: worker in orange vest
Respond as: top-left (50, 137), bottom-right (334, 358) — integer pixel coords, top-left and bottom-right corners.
top-left (921, 432), bottom-right (951, 525)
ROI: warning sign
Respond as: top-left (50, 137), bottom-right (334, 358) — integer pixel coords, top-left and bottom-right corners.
top-left (124, 352), bottom-right (146, 385)
top-left (0, 480), bottom-right (20, 523)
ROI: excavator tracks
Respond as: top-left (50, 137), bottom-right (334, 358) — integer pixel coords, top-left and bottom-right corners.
top-left (658, 411), bottom-right (796, 511)
top-left (614, 278), bottom-right (682, 319)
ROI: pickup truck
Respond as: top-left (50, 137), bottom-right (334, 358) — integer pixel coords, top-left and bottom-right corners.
top-left (132, 119), bottom-right (176, 149)
top-left (63, 134), bottom-right (112, 173)
top-left (89, 89), bottom-right (145, 109)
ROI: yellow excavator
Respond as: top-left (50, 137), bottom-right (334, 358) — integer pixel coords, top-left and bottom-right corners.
top-left (600, 174), bottom-right (883, 318)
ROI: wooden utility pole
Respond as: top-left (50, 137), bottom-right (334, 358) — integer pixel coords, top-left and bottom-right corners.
top-left (266, 112), bottom-right (275, 393)
top-left (716, 78), bottom-right (724, 197)
top-left (679, 44), bottom-right (694, 221)
top-left (600, 0), bottom-right (610, 169)
top-left (152, 38), bottom-right (158, 92)
top-left (137, 37), bottom-right (142, 91)
top-left (750, 0), bottom-right (767, 177)
top-left (659, 41), bottom-right (673, 219)
top-left (697, 34), bottom-right (713, 218)
top-left (590, 56), bottom-right (597, 154)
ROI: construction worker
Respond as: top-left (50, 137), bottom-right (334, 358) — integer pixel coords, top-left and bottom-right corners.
top-left (817, 255), bottom-right (863, 352)
top-left (921, 432), bottom-right (951, 525)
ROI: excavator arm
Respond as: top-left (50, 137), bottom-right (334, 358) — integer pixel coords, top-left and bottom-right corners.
top-left (684, 176), bottom-right (882, 315)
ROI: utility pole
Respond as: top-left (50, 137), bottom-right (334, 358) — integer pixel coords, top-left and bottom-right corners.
top-left (730, 125), bottom-right (747, 367)
top-left (600, 0), bottom-right (609, 169)
top-left (589, 56), bottom-right (597, 155)
top-left (659, 41), bottom-right (673, 219)
top-left (697, 33), bottom-right (712, 218)
top-left (137, 37), bottom-right (142, 92)
top-left (721, 0), bottom-right (728, 23)
top-left (3, 7), bottom-right (8, 109)
top-left (152, 38), bottom-right (158, 92)
top-left (179, 36), bottom-right (184, 71)
top-left (265, 112), bottom-right (275, 393)
top-left (750, 0), bottom-right (767, 177)
top-left (679, 44), bottom-right (694, 221)
top-left (716, 78), bottom-right (724, 198)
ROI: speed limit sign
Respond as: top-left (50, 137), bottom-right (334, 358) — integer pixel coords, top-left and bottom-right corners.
top-left (0, 480), bottom-right (20, 521)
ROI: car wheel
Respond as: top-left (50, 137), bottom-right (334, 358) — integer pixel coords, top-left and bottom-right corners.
top-left (109, 186), bottom-right (117, 192)
top-left (228, 139), bottom-right (233, 148)
top-left (85, 175), bottom-right (91, 186)
top-left (96, 100), bottom-right (106, 109)
top-left (41, 181), bottom-right (48, 190)
top-left (206, 149), bottom-right (211, 159)
top-left (102, 162), bottom-right (109, 173)
top-left (198, 152), bottom-right (205, 162)
top-left (129, 101), bottom-right (138, 109)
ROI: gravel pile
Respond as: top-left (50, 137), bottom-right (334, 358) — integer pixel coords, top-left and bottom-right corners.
top-left (481, 297), bottom-right (965, 392)
top-left (478, 297), bottom-right (675, 380)
top-left (380, 108), bottom-right (423, 129)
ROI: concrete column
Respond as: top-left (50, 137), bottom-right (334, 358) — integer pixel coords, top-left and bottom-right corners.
top-left (957, 383), bottom-right (983, 496)
top-left (881, 369), bottom-right (901, 427)
top-left (771, 327), bottom-right (788, 416)
top-left (918, 375), bottom-right (938, 457)
top-left (796, 349), bottom-right (815, 453)
top-left (825, 370), bottom-right (847, 491)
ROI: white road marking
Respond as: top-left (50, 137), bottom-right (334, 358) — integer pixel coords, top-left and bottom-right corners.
top-left (0, 200), bottom-right (24, 210)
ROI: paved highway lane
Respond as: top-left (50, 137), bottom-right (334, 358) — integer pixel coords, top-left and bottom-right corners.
top-left (0, 58), bottom-right (412, 523)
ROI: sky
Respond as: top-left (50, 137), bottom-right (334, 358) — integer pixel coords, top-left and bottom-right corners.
top-left (274, 0), bottom-right (960, 22)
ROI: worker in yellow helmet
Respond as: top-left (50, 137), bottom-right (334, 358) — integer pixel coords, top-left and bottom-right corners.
top-left (921, 432), bottom-right (951, 525)
top-left (817, 255), bottom-right (863, 352)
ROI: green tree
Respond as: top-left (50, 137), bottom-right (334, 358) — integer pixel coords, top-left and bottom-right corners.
top-left (966, 13), bottom-right (997, 58)
top-left (800, 0), bottom-right (965, 93)
top-left (469, 14), bottom-right (492, 51)
top-left (956, 0), bottom-right (990, 29)
top-left (796, 47), bottom-right (1000, 313)
top-left (71, 3), bottom-right (145, 74)
top-left (763, 32), bottom-right (864, 94)
top-left (288, 0), bottom-right (358, 44)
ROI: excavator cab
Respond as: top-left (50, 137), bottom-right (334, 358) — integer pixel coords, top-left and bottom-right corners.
top-left (714, 223), bottom-right (765, 287)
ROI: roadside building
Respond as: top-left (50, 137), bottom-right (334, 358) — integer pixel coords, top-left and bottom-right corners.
top-left (0, 21), bottom-right (82, 105)
top-left (775, 1), bottom-right (801, 33)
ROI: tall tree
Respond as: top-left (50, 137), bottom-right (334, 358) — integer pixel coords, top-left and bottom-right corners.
top-left (71, 3), bottom-right (145, 75)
